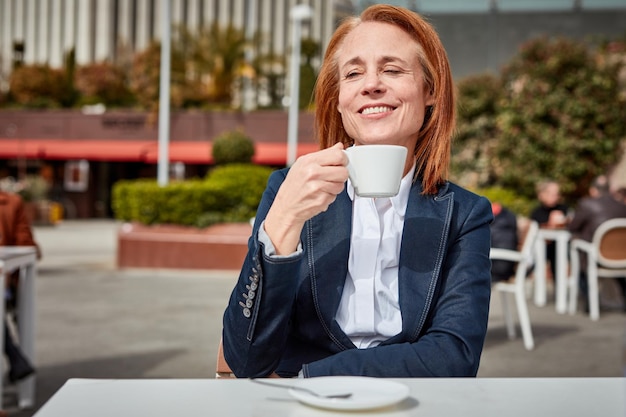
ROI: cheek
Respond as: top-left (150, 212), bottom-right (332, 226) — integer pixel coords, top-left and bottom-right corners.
top-left (337, 89), bottom-right (351, 115)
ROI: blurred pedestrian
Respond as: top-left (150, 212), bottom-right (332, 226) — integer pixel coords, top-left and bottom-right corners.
top-left (0, 189), bottom-right (39, 383)
top-left (530, 180), bottom-right (568, 281)
top-left (568, 176), bottom-right (626, 310)
top-left (490, 202), bottom-right (519, 282)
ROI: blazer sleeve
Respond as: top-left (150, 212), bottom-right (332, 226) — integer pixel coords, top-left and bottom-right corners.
top-left (221, 169), bottom-right (305, 378)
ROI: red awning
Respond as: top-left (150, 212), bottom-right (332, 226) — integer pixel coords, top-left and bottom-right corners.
top-left (252, 142), bottom-right (320, 165)
top-left (0, 139), bottom-right (320, 165)
top-left (144, 141), bottom-right (213, 164)
top-left (138, 141), bottom-right (319, 165)
top-left (41, 140), bottom-right (154, 161)
top-left (0, 139), bottom-right (47, 159)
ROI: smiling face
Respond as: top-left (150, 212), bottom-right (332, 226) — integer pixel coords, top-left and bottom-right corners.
top-left (336, 21), bottom-right (434, 150)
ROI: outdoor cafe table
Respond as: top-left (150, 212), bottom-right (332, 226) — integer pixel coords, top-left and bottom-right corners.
top-left (33, 377), bottom-right (625, 417)
top-left (534, 227), bottom-right (572, 313)
top-left (0, 246), bottom-right (37, 409)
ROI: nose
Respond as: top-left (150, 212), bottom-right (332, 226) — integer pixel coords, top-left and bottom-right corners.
top-left (361, 71), bottom-right (385, 95)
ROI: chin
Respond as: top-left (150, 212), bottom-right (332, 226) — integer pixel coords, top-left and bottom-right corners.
top-left (354, 137), bottom-right (396, 146)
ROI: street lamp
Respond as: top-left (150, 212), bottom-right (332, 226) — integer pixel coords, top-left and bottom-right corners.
top-left (286, 4), bottom-right (313, 167)
top-left (157, 0), bottom-right (171, 187)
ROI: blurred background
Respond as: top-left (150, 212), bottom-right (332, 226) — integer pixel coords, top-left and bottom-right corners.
top-left (0, 0), bottom-right (625, 223)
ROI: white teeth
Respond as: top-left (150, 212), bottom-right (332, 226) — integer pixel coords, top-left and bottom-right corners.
top-left (362, 106), bottom-right (392, 115)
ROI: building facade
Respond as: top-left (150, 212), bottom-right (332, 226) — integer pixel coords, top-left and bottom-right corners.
top-left (2, 0), bottom-right (625, 88)
top-left (0, 0), bottom-right (354, 93)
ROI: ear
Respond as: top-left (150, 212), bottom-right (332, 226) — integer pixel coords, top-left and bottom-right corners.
top-left (424, 86), bottom-right (435, 107)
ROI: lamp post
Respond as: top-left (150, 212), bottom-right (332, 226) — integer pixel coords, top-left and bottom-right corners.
top-left (242, 0), bottom-right (256, 112)
top-left (157, 0), bottom-right (171, 187)
top-left (286, 4), bottom-right (312, 167)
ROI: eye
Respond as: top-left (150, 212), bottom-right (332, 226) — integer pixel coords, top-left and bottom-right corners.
top-left (344, 70), bottom-right (362, 79)
top-left (383, 67), bottom-right (402, 75)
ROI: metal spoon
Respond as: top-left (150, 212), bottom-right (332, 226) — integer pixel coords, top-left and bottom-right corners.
top-left (250, 378), bottom-right (353, 399)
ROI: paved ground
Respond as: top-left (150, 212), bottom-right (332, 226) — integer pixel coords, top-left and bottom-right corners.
top-left (4, 220), bottom-right (626, 416)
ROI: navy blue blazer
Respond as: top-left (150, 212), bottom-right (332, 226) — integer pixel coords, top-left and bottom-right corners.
top-left (222, 168), bottom-right (493, 378)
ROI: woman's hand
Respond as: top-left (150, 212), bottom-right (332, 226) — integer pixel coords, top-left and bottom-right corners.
top-left (264, 142), bottom-right (348, 255)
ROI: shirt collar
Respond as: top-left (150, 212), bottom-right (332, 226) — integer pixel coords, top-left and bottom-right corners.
top-left (347, 161), bottom-right (416, 217)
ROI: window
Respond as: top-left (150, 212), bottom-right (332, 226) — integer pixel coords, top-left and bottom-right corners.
top-left (418, 0), bottom-right (491, 13)
top-left (497, 0), bottom-right (574, 12)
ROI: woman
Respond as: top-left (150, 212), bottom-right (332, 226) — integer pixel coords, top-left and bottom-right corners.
top-left (222, 4), bottom-right (492, 378)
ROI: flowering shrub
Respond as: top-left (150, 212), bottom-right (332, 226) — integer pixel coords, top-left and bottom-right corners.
top-left (9, 65), bottom-right (66, 108)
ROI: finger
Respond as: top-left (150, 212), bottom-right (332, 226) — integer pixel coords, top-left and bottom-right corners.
top-left (320, 181), bottom-right (347, 196)
top-left (321, 165), bottom-right (349, 184)
top-left (302, 143), bottom-right (346, 167)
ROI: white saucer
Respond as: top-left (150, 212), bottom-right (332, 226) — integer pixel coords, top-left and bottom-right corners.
top-left (288, 376), bottom-right (410, 411)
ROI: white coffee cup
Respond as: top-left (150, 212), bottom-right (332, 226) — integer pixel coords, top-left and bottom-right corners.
top-left (343, 144), bottom-right (408, 198)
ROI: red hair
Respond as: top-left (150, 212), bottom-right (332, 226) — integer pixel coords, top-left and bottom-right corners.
top-left (314, 4), bottom-right (455, 194)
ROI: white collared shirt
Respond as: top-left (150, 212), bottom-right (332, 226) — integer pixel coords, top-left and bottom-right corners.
top-left (335, 164), bottom-right (415, 348)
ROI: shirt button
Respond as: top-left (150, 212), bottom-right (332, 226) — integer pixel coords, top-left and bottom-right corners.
top-left (247, 290), bottom-right (255, 300)
top-left (243, 308), bottom-right (251, 318)
top-left (245, 298), bottom-right (253, 308)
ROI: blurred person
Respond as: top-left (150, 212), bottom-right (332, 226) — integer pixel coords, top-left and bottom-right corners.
top-left (588, 175), bottom-right (609, 198)
top-left (530, 180), bottom-right (569, 281)
top-left (490, 202), bottom-right (519, 282)
top-left (568, 176), bottom-right (626, 311)
top-left (0, 189), bottom-right (39, 383)
top-left (222, 4), bottom-right (493, 378)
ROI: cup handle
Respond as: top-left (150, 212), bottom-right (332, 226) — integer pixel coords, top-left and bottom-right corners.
top-left (342, 149), bottom-right (356, 184)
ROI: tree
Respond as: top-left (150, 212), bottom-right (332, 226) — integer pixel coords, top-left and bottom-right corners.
top-left (253, 48), bottom-right (286, 109)
top-left (175, 23), bottom-right (247, 107)
top-left (453, 36), bottom-right (626, 203)
top-left (299, 38), bottom-right (319, 109)
top-left (128, 41), bottom-right (187, 115)
top-left (8, 64), bottom-right (65, 108)
top-left (75, 61), bottom-right (134, 107)
top-left (495, 37), bottom-right (625, 201)
top-left (452, 73), bottom-right (503, 188)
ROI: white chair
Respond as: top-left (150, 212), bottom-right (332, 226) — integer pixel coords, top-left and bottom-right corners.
top-left (568, 218), bottom-right (626, 321)
top-left (490, 220), bottom-right (539, 350)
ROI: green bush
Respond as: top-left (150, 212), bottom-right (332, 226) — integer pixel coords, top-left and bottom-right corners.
top-left (475, 186), bottom-right (534, 217)
top-left (212, 129), bottom-right (255, 164)
top-left (111, 163), bottom-right (274, 227)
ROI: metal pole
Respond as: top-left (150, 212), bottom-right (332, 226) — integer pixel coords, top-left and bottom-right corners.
top-left (243, 0), bottom-right (256, 112)
top-left (157, 0), bottom-right (171, 186)
top-left (286, 5), bottom-right (312, 167)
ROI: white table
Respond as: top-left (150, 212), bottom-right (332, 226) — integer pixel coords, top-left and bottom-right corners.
top-left (0, 246), bottom-right (38, 409)
top-left (534, 228), bottom-right (571, 313)
top-left (33, 377), bottom-right (625, 417)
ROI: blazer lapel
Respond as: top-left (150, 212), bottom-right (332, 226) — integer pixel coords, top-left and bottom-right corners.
top-left (305, 190), bottom-right (354, 347)
top-left (397, 182), bottom-right (454, 342)
top-left (306, 183), bottom-right (454, 347)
